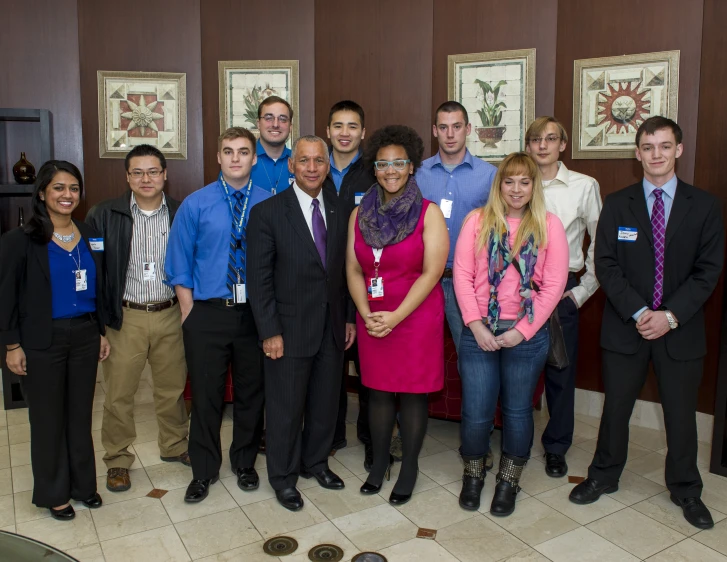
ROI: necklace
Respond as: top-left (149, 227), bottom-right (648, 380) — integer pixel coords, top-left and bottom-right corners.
top-left (53, 231), bottom-right (75, 243)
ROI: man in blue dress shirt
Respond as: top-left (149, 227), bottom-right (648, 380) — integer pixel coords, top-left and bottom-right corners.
top-left (165, 127), bottom-right (271, 503)
top-left (250, 96), bottom-right (295, 194)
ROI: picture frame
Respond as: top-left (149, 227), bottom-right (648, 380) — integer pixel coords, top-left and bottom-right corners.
top-left (448, 48), bottom-right (536, 163)
top-left (218, 60), bottom-right (300, 145)
top-left (572, 50), bottom-right (680, 159)
top-left (97, 70), bottom-right (187, 159)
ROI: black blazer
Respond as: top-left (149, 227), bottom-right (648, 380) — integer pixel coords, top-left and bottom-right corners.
top-left (322, 154), bottom-right (377, 221)
top-left (247, 186), bottom-right (353, 357)
top-left (0, 220), bottom-right (107, 350)
top-left (595, 179), bottom-right (724, 360)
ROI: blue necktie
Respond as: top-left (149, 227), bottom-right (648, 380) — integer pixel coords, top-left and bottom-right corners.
top-left (227, 190), bottom-right (245, 296)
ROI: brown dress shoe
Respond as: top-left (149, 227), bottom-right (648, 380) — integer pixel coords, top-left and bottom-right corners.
top-left (106, 468), bottom-right (131, 492)
top-left (160, 451), bottom-right (192, 467)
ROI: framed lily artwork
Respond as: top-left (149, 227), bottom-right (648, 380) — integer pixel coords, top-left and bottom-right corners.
top-left (448, 49), bottom-right (536, 163)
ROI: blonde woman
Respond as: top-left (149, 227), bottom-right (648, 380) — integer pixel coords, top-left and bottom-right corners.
top-left (453, 152), bottom-right (568, 516)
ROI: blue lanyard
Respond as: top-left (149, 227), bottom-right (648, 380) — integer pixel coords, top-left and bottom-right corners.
top-left (219, 173), bottom-right (252, 234)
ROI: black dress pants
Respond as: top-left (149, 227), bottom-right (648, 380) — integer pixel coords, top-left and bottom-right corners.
top-left (265, 318), bottom-right (343, 490)
top-left (21, 316), bottom-right (99, 508)
top-left (542, 273), bottom-right (579, 455)
top-left (333, 341), bottom-right (371, 448)
top-left (588, 337), bottom-right (703, 498)
top-left (183, 300), bottom-right (264, 479)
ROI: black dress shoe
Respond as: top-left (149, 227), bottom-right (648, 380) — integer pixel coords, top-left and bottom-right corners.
top-left (236, 467), bottom-right (259, 491)
top-left (361, 457), bottom-right (393, 495)
top-left (545, 453), bottom-right (568, 478)
top-left (300, 468), bottom-right (345, 489)
top-left (81, 492), bottom-right (103, 509)
top-left (49, 505), bottom-right (75, 521)
top-left (389, 490), bottom-right (412, 505)
top-left (569, 478), bottom-right (618, 504)
top-left (184, 475), bottom-right (219, 503)
top-left (275, 487), bottom-right (304, 511)
top-left (671, 494), bottom-right (714, 529)
top-left (364, 444), bottom-right (374, 472)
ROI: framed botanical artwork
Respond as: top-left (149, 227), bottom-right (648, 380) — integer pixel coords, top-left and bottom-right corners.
top-left (572, 50), bottom-right (680, 159)
top-left (448, 49), bottom-right (536, 163)
top-left (218, 60), bottom-right (300, 146)
top-left (97, 70), bottom-right (187, 159)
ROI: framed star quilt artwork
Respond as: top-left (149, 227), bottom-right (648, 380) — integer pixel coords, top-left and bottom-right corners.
top-left (97, 70), bottom-right (187, 159)
top-left (572, 51), bottom-right (679, 159)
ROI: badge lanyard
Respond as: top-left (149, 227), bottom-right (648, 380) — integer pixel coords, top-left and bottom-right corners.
top-left (368, 247), bottom-right (384, 301)
top-left (69, 242), bottom-right (87, 292)
top-left (262, 158), bottom-right (285, 195)
top-left (219, 174), bottom-right (253, 235)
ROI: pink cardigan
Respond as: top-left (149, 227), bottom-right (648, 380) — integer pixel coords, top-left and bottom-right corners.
top-left (453, 212), bottom-right (569, 340)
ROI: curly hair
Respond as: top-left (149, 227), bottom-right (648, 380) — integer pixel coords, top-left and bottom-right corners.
top-left (364, 125), bottom-right (425, 172)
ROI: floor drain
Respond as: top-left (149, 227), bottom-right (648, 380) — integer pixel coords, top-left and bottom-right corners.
top-left (308, 543), bottom-right (344, 561)
top-left (352, 553), bottom-right (387, 562)
top-left (263, 536), bottom-right (298, 556)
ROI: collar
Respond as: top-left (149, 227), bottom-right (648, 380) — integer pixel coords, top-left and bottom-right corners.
top-left (130, 192), bottom-right (167, 213)
top-left (426, 149), bottom-right (474, 170)
top-left (545, 161), bottom-right (569, 186)
top-left (643, 174), bottom-right (678, 200)
top-left (292, 181), bottom-right (324, 209)
top-left (256, 139), bottom-right (291, 160)
top-left (329, 149), bottom-right (361, 173)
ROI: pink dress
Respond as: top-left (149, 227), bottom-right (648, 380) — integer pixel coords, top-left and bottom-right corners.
top-left (354, 199), bottom-right (444, 393)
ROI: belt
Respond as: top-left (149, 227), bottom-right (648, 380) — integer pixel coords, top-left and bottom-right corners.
top-left (53, 312), bottom-right (96, 326)
top-left (206, 298), bottom-right (248, 308)
top-left (441, 268), bottom-right (453, 279)
top-left (122, 297), bottom-right (178, 312)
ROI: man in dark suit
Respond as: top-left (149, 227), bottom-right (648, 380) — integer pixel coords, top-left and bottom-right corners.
top-left (569, 117), bottom-right (724, 530)
top-left (248, 135), bottom-right (357, 511)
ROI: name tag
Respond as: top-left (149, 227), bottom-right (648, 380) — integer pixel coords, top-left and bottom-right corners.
top-left (440, 199), bottom-right (453, 219)
top-left (89, 238), bottom-right (104, 251)
top-left (617, 227), bottom-right (638, 242)
top-left (355, 192), bottom-right (365, 206)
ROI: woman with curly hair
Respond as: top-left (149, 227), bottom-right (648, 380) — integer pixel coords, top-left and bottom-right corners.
top-left (346, 125), bottom-right (449, 505)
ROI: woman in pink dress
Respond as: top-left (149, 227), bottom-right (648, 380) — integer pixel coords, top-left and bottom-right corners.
top-left (346, 125), bottom-right (448, 505)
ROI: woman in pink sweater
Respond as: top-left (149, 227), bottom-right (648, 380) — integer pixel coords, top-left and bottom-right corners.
top-left (453, 152), bottom-right (568, 516)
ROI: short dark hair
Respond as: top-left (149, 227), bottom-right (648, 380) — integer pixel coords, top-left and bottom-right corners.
top-left (125, 144), bottom-right (167, 171)
top-left (218, 127), bottom-right (257, 152)
top-left (25, 160), bottom-right (84, 243)
top-left (636, 116), bottom-right (683, 146)
top-left (364, 125), bottom-right (425, 172)
top-left (435, 101), bottom-right (469, 126)
top-left (328, 100), bottom-right (365, 127)
top-left (258, 95), bottom-right (293, 120)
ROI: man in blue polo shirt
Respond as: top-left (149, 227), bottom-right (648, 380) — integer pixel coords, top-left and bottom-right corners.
top-left (165, 127), bottom-right (271, 503)
top-left (416, 100), bottom-right (497, 509)
top-left (250, 95), bottom-right (295, 194)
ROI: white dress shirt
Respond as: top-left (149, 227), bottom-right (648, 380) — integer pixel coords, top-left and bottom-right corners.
top-left (543, 162), bottom-right (603, 307)
top-left (292, 181), bottom-right (327, 238)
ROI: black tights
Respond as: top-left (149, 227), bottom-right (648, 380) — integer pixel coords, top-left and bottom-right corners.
top-left (366, 389), bottom-right (429, 495)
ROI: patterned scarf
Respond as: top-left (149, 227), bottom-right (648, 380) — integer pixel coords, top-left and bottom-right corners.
top-left (357, 176), bottom-right (423, 247)
top-left (486, 227), bottom-right (538, 332)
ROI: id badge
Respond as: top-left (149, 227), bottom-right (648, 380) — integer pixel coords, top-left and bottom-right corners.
top-left (355, 192), bottom-right (365, 206)
top-left (142, 261), bottom-right (156, 281)
top-left (234, 283), bottom-right (246, 304)
top-left (367, 277), bottom-right (384, 301)
top-left (440, 199), bottom-right (453, 219)
top-left (617, 227), bottom-right (638, 242)
top-left (75, 269), bottom-right (87, 291)
top-left (88, 238), bottom-right (104, 251)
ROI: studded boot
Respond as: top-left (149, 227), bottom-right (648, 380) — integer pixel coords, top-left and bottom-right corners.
top-left (490, 453), bottom-right (526, 517)
top-left (459, 457), bottom-right (485, 511)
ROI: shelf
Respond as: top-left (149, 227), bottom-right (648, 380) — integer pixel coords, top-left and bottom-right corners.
top-left (0, 184), bottom-right (34, 197)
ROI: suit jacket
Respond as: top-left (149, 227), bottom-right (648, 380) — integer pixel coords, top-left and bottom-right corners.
top-left (595, 179), bottom-right (724, 360)
top-left (0, 220), bottom-right (107, 350)
top-left (322, 155), bottom-right (376, 221)
top-left (247, 186), bottom-right (353, 357)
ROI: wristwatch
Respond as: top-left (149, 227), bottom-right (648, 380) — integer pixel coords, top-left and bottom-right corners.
top-left (664, 310), bottom-right (678, 330)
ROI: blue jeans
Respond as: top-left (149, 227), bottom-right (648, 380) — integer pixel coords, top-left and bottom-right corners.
top-left (441, 277), bottom-right (464, 353)
top-left (459, 323), bottom-right (550, 460)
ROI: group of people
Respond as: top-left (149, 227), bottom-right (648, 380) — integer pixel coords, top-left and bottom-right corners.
top-left (0, 94), bottom-right (721, 533)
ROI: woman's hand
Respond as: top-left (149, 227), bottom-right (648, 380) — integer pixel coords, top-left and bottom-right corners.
top-left (470, 321), bottom-right (500, 352)
top-left (366, 311), bottom-right (401, 338)
top-left (99, 336), bottom-right (111, 361)
top-left (496, 329), bottom-right (525, 348)
top-left (6, 346), bottom-right (27, 375)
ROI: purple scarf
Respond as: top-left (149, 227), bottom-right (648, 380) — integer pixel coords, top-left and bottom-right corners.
top-left (358, 176), bottom-right (423, 247)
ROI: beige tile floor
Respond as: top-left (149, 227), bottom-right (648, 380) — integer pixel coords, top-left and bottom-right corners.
top-left (0, 372), bottom-right (725, 562)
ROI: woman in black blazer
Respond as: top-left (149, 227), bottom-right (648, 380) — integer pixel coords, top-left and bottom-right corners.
top-left (0, 161), bottom-right (110, 520)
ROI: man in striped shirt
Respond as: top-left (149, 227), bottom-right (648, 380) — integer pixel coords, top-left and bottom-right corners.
top-left (86, 144), bottom-right (190, 493)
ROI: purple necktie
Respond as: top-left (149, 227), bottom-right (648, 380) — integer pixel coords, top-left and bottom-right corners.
top-left (311, 199), bottom-right (327, 268)
top-left (651, 189), bottom-right (666, 309)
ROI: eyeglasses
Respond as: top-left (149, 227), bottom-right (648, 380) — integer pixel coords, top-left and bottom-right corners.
top-left (129, 170), bottom-right (162, 179)
top-left (529, 135), bottom-right (561, 145)
top-left (261, 113), bottom-right (290, 124)
top-left (373, 159), bottom-right (411, 171)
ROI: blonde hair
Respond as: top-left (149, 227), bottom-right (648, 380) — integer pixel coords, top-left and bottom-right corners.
top-left (472, 152), bottom-right (548, 253)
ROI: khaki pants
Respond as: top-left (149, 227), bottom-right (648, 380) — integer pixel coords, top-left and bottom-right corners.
top-left (102, 304), bottom-right (189, 469)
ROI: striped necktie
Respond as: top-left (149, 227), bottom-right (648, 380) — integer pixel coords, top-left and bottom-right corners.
top-left (651, 189), bottom-right (666, 309)
top-left (227, 190), bottom-right (245, 296)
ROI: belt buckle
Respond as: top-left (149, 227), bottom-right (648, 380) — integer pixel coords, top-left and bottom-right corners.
top-left (225, 298), bottom-right (236, 307)
top-left (146, 303), bottom-right (155, 312)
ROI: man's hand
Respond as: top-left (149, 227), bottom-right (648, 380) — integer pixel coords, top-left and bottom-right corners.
top-left (637, 310), bottom-right (671, 340)
top-left (345, 323), bottom-right (356, 350)
top-left (99, 336), bottom-right (111, 361)
top-left (561, 290), bottom-right (578, 307)
top-left (6, 346), bottom-right (26, 375)
top-left (263, 335), bottom-right (284, 359)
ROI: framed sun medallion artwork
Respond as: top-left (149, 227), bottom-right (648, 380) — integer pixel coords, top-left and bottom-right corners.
top-left (218, 60), bottom-right (300, 147)
top-left (97, 70), bottom-right (187, 159)
top-left (572, 50), bottom-right (680, 159)
top-left (448, 49), bottom-right (536, 163)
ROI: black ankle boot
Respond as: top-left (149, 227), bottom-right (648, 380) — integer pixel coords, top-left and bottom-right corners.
top-left (490, 453), bottom-right (526, 517)
top-left (459, 457), bottom-right (485, 511)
